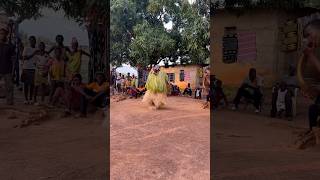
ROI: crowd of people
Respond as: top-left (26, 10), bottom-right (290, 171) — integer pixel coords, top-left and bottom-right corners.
top-left (0, 25), bottom-right (108, 117)
top-left (111, 72), bottom-right (146, 98)
top-left (110, 66), bottom-right (213, 104)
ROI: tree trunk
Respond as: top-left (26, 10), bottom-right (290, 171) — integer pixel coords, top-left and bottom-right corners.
top-left (87, 19), bottom-right (108, 82)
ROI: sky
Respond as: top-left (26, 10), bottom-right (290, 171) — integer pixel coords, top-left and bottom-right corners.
top-left (20, 9), bottom-right (89, 46)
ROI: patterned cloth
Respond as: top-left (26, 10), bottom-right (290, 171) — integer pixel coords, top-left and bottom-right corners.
top-left (237, 31), bottom-right (257, 62)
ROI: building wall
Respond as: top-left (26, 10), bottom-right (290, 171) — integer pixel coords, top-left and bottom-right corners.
top-left (160, 65), bottom-right (202, 90)
top-left (211, 10), bottom-right (288, 87)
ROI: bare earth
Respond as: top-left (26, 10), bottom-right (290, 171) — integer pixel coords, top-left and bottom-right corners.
top-left (110, 96), bottom-right (210, 180)
top-left (0, 93), bottom-right (107, 180)
top-left (213, 98), bottom-right (320, 180)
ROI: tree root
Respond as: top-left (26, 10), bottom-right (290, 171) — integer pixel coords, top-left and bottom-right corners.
top-left (295, 128), bottom-right (320, 149)
top-left (13, 109), bottom-right (49, 128)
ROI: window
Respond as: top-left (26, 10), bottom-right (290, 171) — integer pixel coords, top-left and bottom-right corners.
top-left (168, 73), bottom-right (175, 82)
top-left (180, 70), bottom-right (185, 81)
top-left (223, 26), bottom-right (238, 64)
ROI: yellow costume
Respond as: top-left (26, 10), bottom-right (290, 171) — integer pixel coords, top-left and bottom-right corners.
top-left (142, 67), bottom-right (169, 109)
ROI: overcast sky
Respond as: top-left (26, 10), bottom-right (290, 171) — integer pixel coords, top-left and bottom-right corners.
top-left (20, 9), bottom-right (89, 46)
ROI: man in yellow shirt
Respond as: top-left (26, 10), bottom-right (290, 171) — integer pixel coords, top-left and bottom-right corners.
top-left (79, 72), bottom-right (108, 116)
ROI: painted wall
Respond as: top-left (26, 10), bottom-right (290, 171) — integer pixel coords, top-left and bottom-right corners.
top-left (211, 10), bottom-right (292, 87)
top-left (160, 65), bottom-right (203, 90)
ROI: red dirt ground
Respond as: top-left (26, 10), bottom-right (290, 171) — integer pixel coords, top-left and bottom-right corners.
top-left (213, 96), bottom-right (320, 180)
top-left (0, 94), bottom-right (107, 179)
top-left (110, 96), bottom-right (210, 180)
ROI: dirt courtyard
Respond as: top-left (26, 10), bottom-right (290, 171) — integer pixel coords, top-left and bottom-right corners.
top-left (110, 96), bottom-right (210, 179)
top-left (0, 96), bottom-right (107, 179)
top-left (213, 99), bottom-right (320, 180)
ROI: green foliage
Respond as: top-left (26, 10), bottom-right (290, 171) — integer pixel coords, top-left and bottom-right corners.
top-left (130, 21), bottom-right (176, 67)
top-left (0, 0), bottom-right (109, 24)
top-left (0, 0), bottom-right (54, 22)
top-left (211, 0), bottom-right (320, 10)
top-left (111, 0), bottom-right (210, 67)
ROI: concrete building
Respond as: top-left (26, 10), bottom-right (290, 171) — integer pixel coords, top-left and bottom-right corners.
top-left (211, 8), bottom-right (319, 87)
top-left (160, 64), bottom-right (208, 90)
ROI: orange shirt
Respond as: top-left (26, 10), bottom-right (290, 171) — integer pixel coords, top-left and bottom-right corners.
top-left (87, 82), bottom-right (108, 93)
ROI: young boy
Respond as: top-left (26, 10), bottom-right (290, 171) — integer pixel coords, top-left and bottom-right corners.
top-left (48, 48), bottom-right (66, 104)
top-left (33, 42), bottom-right (50, 105)
top-left (48, 35), bottom-right (70, 62)
top-left (52, 74), bottom-right (86, 117)
top-left (195, 86), bottom-right (202, 99)
top-left (212, 80), bottom-right (228, 109)
top-left (66, 37), bottom-right (90, 80)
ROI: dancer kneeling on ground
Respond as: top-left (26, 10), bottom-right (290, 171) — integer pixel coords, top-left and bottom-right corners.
top-left (232, 68), bottom-right (263, 113)
top-left (142, 65), bottom-right (169, 110)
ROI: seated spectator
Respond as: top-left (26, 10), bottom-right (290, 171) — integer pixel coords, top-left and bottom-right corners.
top-left (171, 84), bottom-right (180, 96)
top-left (128, 85), bottom-right (139, 99)
top-left (137, 85), bottom-right (146, 94)
top-left (183, 83), bottom-right (192, 96)
top-left (80, 72), bottom-right (108, 117)
top-left (51, 74), bottom-right (86, 117)
top-left (232, 68), bottom-right (263, 113)
top-left (212, 80), bottom-right (228, 109)
top-left (195, 87), bottom-right (202, 99)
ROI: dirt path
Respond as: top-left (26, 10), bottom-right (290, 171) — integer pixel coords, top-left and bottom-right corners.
top-left (110, 96), bottom-right (210, 180)
top-left (213, 107), bottom-right (320, 180)
top-left (0, 98), bottom-right (107, 180)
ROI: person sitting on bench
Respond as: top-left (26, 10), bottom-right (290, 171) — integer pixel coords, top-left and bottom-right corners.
top-left (171, 84), bottom-right (180, 96)
top-left (183, 83), bottom-right (192, 96)
top-left (232, 68), bottom-right (263, 113)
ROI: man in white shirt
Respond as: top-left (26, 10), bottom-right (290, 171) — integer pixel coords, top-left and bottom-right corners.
top-left (232, 68), bottom-right (263, 113)
top-left (21, 36), bottom-right (38, 104)
top-left (116, 73), bottom-right (122, 93)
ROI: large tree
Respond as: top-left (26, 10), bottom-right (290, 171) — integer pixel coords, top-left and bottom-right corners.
top-left (111, 0), bottom-right (210, 67)
top-left (211, 0), bottom-right (320, 10)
